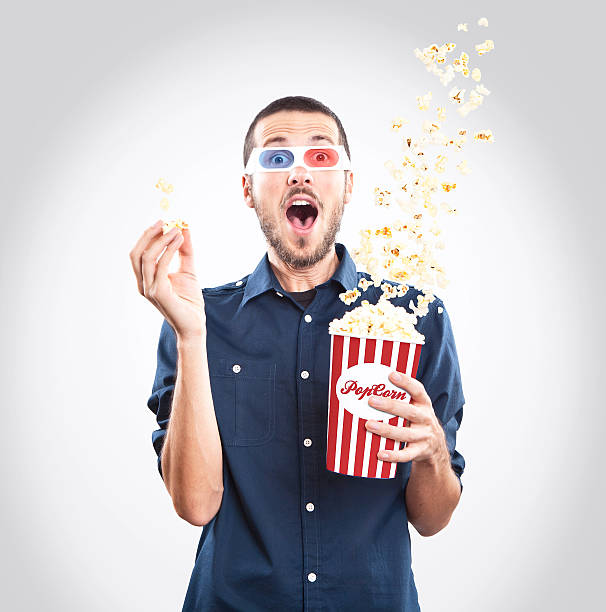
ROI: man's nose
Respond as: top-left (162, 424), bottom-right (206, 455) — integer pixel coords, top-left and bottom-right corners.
top-left (287, 165), bottom-right (313, 185)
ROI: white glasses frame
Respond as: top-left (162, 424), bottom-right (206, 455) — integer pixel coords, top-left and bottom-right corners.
top-left (244, 145), bottom-right (352, 174)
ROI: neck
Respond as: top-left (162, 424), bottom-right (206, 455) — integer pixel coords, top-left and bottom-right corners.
top-left (268, 244), bottom-right (340, 292)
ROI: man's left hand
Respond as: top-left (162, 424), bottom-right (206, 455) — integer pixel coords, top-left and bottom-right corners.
top-left (365, 370), bottom-right (449, 466)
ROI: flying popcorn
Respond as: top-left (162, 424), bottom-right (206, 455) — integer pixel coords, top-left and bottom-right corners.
top-left (457, 84), bottom-right (490, 117)
top-left (339, 288), bottom-right (361, 305)
top-left (478, 17), bottom-right (488, 27)
top-left (449, 87), bottom-right (465, 104)
top-left (358, 277), bottom-right (372, 291)
top-left (456, 160), bottom-right (472, 175)
top-left (374, 186), bottom-right (393, 206)
top-left (457, 23), bottom-right (468, 32)
top-left (434, 155), bottom-right (448, 173)
top-left (475, 39), bottom-right (495, 56)
top-left (332, 23), bottom-right (495, 344)
top-left (416, 91), bottom-right (432, 111)
top-left (452, 52), bottom-right (470, 75)
top-left (391, 117), bottom-right (409, 130)
top-left (155, 178), bottom-right (174, 194)
top-left (422, 119), bottom-right (441, 134)
top-left (474, 129), bottom-right (495, 142)
top-left (153, 177), bottom-right (189, 234)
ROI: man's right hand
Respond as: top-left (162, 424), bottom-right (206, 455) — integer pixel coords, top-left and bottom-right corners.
top-left (129, 220), bottom-right (205, 339)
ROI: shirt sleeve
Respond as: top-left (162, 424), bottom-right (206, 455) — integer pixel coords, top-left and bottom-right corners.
top-left (415, 297), bottom-right (466, 492)
top-left (146, 318), bottom-right (178, 481)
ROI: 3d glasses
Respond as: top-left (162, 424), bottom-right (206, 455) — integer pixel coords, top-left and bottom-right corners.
top-left (244, 145), bottom-right (351, 174)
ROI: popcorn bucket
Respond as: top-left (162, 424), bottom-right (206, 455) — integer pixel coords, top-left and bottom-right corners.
top-left (326, 333), bottom-right (423, 479)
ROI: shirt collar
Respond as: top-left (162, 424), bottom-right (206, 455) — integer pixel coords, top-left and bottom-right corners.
top-left (241, 242), bottom-right (358, 308)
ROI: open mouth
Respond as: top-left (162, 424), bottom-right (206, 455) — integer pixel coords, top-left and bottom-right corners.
top-left (285, 199), bottom-right (319, 233)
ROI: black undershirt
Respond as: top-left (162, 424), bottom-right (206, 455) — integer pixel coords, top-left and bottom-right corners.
top-left (286, 287), bottom-right (317, 309)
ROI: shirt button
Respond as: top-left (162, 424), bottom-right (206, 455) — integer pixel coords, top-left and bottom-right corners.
top-left (306, 502), bottom-right (315, 512)
top-left (307, 572), bottom-right (317, 583)
top-left (303, 438), bottom-right (312, 447)
top-left (232, 364), bottom-right (241, 373)
top-left (304, 314), bottom-right (312, 323)
top-left (276, 291), bottom-right (283, 297)
top-left (300, 370), bottom-right (309, 379)
top-left (235, 280), bottom-right (243, 286)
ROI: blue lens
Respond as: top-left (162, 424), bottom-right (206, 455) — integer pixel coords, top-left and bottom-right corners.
top-left (259, 149), bottom-right (295, 169)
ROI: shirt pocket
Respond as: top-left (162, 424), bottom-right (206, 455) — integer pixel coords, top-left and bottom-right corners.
top-left (208, 358), bottom-right (277, 447)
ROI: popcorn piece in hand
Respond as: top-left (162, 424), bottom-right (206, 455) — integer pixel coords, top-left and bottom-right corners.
top-left (162, 218), bottom-right (189, 234)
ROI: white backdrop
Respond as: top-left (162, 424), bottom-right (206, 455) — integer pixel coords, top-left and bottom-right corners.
top-left (2, 0), bottom-right (604, 610)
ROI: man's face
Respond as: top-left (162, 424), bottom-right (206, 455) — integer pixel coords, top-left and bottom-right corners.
top-left (243, 110), bottom-right (354, 269)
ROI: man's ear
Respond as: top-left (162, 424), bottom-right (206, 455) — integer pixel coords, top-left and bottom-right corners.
top-left (344, 170), bottom-right (354, 205)
top-left (243, 174), bottom-right (254, 209)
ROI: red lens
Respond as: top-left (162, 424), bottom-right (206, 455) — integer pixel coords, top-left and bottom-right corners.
top-left (303, 148), bottom-right (340, 167)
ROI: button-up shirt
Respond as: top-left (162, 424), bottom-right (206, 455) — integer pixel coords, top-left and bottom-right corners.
top-left (147, 242), bottom-right (466, 611)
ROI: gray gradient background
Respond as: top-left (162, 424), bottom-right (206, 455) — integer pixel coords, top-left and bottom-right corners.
top-left (2, 0), bottom-right (604, 610)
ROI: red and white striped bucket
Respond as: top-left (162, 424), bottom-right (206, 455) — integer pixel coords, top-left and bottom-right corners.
top-left (326, 333), bottom-right (422, 479)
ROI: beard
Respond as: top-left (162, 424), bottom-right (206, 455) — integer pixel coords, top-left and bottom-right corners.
top-left (251, 178), bottom-right (346, 269)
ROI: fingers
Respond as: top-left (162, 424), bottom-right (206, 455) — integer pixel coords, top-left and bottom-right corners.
top-left (387, 371), bottom-right (432, 406)
top-left (154, 230), bottom-right (185, 294)
top-left (141, 226), bottom-right (182, 298)
top-left (365, 420), bottom-right (427, 443)
top-left (129, 219), bottom-right (164, 295)
top-left (368, 395), bottom-right (428, 424)
top-left (377, 446), bottom-right (417, 464)
top-left (176, 228), bottom-right (196, 276)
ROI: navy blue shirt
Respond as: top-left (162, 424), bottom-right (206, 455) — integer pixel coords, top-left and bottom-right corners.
top-left (147, 242), bottom-right (465, 611)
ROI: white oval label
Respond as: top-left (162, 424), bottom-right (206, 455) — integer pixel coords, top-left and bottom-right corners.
top-left (335, 362), bottom-right (410, 421)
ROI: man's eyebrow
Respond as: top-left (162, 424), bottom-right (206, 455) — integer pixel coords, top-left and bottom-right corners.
top-left (261, 134), bottom-right (336, 147)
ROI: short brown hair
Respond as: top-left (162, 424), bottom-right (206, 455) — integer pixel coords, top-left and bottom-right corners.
top-left (243, 96), bottom-right (351, 170)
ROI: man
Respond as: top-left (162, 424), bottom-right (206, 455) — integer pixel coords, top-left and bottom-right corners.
top-left (130, 96), bottom-right (466, 611)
